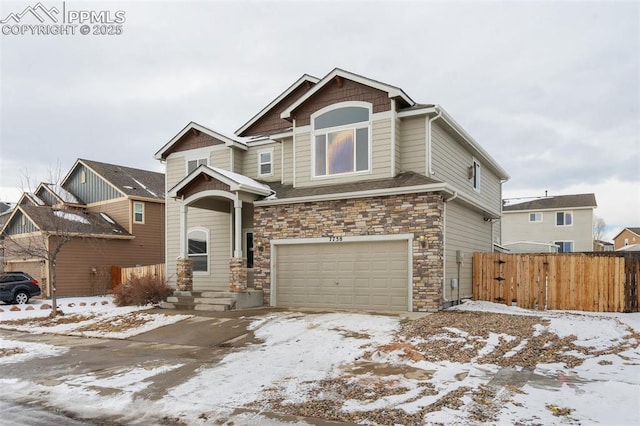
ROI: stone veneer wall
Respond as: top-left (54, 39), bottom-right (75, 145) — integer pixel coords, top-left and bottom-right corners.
top-left (253, 193), bottom-right (445, 311)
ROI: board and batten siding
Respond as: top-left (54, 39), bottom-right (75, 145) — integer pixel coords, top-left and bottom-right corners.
top-left (65, 164), bottom-right (122, 204)
top-left (294, 117), bottom-right (393, 188)
top-left (399, 115), bottom-right (426, 175)
top-left (431, 122), bottom-right (501, 213)
top-left (444, 200), bottom-right (493, 303)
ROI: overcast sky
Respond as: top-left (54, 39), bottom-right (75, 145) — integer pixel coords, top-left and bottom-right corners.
top-left (1, 0), bottom-right (638, 239)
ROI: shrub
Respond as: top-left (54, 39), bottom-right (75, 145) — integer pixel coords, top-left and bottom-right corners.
top-left (113, 274), bottom-right (172, 307)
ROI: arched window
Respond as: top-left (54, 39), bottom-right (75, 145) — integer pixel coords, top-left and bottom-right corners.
top-left (188, 228), bottom-right (209, 272)
top-left (312, 103), bottom-right (371, 177)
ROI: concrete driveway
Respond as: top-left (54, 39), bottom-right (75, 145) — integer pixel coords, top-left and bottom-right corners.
top-left (0, 308), bottom-right (353, 425)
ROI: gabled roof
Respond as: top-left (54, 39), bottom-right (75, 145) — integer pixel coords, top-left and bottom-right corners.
top-left (68, 159), bottom-right (165, 201)
top-left (37, 182), bottom-right (82, 205)
top-left (169, 165), bottom-right (273, 198)
top-left (235, 74), bottom-right (320, 136)
top-left (2, 205), bottom-right (132, 239)
top-left (503, 193), bottom-right (597, 212)
top-left (612, 227), bottom-right (640, 240)
top-left (280, 68), bottom-right (415, 120)
top-left (155, 122), bottom-right (247, 161)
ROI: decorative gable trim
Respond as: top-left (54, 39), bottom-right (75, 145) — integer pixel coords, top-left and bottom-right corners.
top-left (235, 74), bottom-right (320, 136)
top-left (281, 68), bottom-right (415, 120)
top-left (169, 165), bottom-right (273, 198)
top-left (155, 122), bottom-right (248, 161)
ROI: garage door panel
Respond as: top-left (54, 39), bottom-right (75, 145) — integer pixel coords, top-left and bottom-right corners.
top-left (276, 240), bottom-right (409, 311)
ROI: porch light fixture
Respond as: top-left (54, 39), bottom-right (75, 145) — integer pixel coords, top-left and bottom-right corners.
top-left (256, 241), bottom-right (264, 252)
top-left (418, 235), bottom-right (426, 248)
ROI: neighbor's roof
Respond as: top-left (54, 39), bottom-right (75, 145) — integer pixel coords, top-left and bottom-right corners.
top-left (503, 193), bottom-right (597, 212)
top-left (617, 244), bottom-right (640, 252)
top-left (612, 227), bottom-right (640, 240)
top-left (13, 205), bottom-right (132, 238)
top-left (77, 159), bottom-right (165, 200)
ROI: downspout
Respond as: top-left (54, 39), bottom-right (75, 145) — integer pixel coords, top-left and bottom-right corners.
top-left (426, 107), bottom-right (442, 176)
top-left (442, 190), bottom-right (458, 304)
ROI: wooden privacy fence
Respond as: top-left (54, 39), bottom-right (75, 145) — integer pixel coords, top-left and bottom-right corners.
top-left (111, 263), bottom-right (166, 288)
top-left (473, 252), bottom-right (640, 312)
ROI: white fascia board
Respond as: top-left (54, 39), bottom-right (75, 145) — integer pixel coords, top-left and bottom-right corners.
top-left (155, 122), bottom-right (247, 160)
top-left (168, 165), bottom-right (272, 198)
top-left (256, 183), bottom-right (456, 206)
top-left (397, 106), bottom-right (437, 118)
top-left (235, 74), bottom-right (320, 136)
top-left (281, 68), bottom-right (415, 120)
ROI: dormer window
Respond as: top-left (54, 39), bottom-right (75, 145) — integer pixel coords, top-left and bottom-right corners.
top-left (312, 103), bottom-right (371, 177)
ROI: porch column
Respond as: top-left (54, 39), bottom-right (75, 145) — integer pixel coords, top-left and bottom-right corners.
top-left (234, 198), bottom-right (242, 258)
top-left (180, 202), bottom-right (188, 258)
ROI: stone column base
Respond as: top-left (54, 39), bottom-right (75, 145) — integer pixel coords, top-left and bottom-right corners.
top-left (176, 258), bottom-right (193, 292)
top-left (229, 258), bottom-right (247, 293)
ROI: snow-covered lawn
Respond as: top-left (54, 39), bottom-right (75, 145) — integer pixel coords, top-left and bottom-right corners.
top-left (1, 298), bottom-right (639, 425)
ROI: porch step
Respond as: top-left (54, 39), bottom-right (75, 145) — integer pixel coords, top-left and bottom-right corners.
top-left (160, 289), bottom-right (263, 311)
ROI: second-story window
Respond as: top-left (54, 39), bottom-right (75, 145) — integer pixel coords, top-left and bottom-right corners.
top-left (556, 211), bottom-right (573, 226)
top-left (313, 104), bottom-right (370, 177)
top-left (187, 158), bottom-right (208, 174)
top-left (258, 149), bottom-right (273, 176)
top-left (133, 202), bottom-right (144, 224)
top-left (529, 212), bottom-right (542, 222)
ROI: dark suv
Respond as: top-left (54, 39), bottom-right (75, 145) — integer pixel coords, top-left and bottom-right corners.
top-left (0, 272), bottom-right (41, 304)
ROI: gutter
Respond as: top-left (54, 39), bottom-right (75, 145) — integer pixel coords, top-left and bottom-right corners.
top-left (255, 183), bottom-right (457, 207)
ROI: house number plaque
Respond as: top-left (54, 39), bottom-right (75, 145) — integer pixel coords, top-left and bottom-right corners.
top-left (328, 236), bottom-right (343, 242)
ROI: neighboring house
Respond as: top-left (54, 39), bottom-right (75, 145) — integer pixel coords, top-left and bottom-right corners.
top-left (155, 68), bottom-right (509, 312)
top-left (0, 159), bottom-right (165, 297)
top-left (501, 193), bottom-right (597, 253)
top-left (613, 227), bottom-right (640, 250)
top-left (594, 240), bottom-right (614, 252)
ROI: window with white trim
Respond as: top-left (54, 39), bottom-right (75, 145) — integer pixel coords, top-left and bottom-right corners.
top-left (471, 159), bottom-right (481, 192)
top-left (258, 149), bottom-right (273, 176)
top-left (133, 202), bottom-right (144, 224)
top-left (188, 228), bottom-right (209, 272)
top-left (554, 241), bottom-right (573, 253)
top-left (187, 158), bottom-right (208, 174)
top-left (529, 212), bottom-right (542, 222)
top-left (556, 211), bottom-right (573, 226)
top-left (313, 104), bottom-right (370, 177)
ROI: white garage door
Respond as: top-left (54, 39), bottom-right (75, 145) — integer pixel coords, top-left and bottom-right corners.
top-left (275, 240), bottom-right (409, 311)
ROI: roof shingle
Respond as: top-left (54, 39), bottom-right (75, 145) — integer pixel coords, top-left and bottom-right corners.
top-left (503, 193), bottom-right (597, 212)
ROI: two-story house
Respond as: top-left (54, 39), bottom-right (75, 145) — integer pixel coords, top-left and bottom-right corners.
top-left (0, 159), bottom-right (165, 296)
top-left (155, 68), bottom-right (509, 312)
top-left (613, 227), bottom-right (640, 251)
top-left (501, 193), bottom-right (597, 253)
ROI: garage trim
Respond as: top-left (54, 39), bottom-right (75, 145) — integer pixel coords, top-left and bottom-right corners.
top-left (270, 233), bottom-right (414, 310)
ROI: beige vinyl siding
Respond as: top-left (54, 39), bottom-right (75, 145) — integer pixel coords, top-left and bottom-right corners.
top-left (282, 137), bottom-right (293, 185)
top-left (233, 148), bottom-right (243, 173)
top-left (444, 200), bottom-right (493, 303)
top-left (431, 122), bottom-right (502, 213)
top-left (399, 116), bottom-right (426, 175)
top-left (502, 208), bottom-right (594, 252)
top-left (165, 156), bottom-right (184, 286)
top-left (211, 148), bottom-right (231, 169)
top-left (295, 118), bottom-right (392, 188)
top-left (394, 117), bottom-right (401, 175)
top-left (242, 141), bottom-right (281, 182)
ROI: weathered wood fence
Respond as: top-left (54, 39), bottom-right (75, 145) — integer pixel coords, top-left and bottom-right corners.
top-left (473, 252), bottom-right (639, 312)
top-left (111, 263), bottom-right (166, 288)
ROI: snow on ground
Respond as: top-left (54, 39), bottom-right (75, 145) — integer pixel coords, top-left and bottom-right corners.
top-left (0, 296), bottom-right (191, 339)
top-left (0, 298), bottom-right (639, 424)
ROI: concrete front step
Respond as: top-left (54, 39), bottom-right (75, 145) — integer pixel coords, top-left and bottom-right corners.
top-left (161, 289), bottom-right (263, 311)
